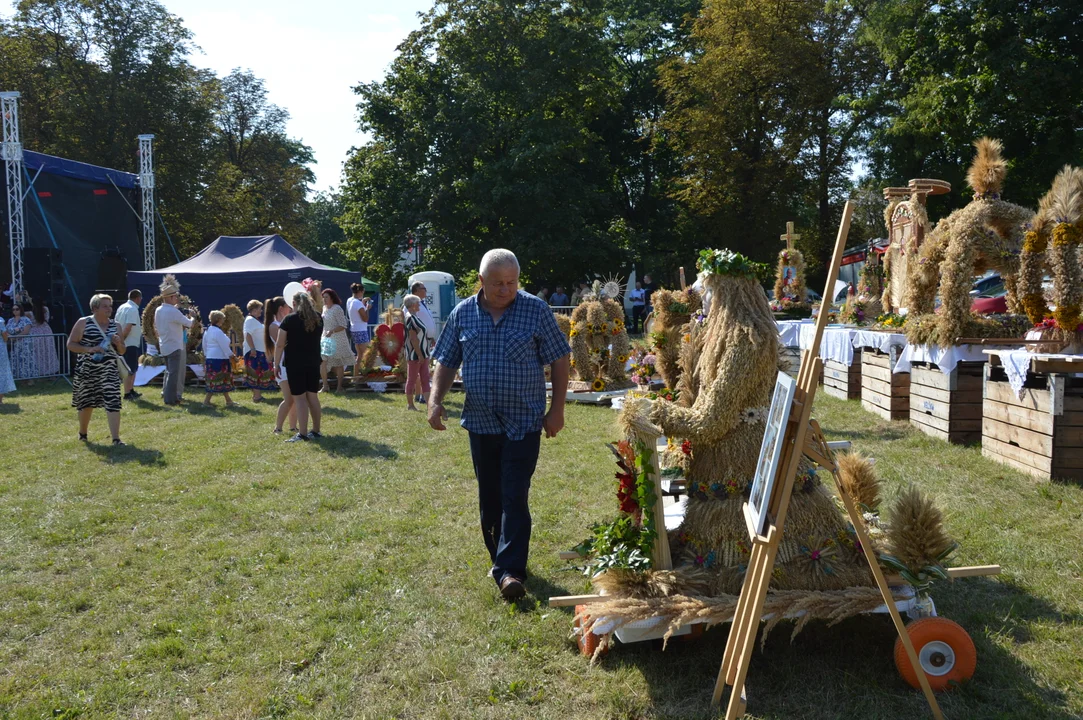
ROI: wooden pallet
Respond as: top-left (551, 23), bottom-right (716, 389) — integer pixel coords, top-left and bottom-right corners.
top-left (981, 364), bottom-right (1083, 481)
top-left (860, 348), bottom-right (909, 420)
top-left (822, 351), bottom-right (861, 400)
top-left (909, 360), bottom-right (984, 444)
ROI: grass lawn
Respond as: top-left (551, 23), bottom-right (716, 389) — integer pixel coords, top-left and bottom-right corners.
top-left (0, 382), bottom-right (1081, 719)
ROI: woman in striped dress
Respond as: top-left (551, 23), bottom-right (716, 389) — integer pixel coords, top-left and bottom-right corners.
top-left (67, 293), bottom-right (126, 445)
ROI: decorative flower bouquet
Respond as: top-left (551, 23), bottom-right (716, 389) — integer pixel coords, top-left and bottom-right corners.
top-left (628, 349), bottom-right (657, 386)
top-left (570, 440), bottom-right (659, 574)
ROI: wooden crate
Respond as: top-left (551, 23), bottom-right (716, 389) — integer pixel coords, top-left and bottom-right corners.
top-left (823, 350), bottom-right (862, 400)
top-left (909, 361), bottom-right (984, 444)
top-left (861, 348), bottom-right (910, 420)
top-left (981, 365), bottom-right (1083, 482)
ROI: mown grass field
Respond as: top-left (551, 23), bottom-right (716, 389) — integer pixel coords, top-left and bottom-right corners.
top-left (0, 381), bottom-right (1080, 719)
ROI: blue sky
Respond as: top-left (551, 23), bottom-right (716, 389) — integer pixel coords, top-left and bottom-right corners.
top-left (5, 0), bottom-right (433, 192)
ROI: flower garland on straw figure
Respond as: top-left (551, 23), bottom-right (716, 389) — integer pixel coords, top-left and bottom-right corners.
top-left (1018, 166), bottom-right (1083, 344)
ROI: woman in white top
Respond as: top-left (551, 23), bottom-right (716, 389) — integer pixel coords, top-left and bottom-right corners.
top-left (264, 296), bottom-right (297, 434)
top-left (346, 282), bottom-right (371, 386)
top-left (242, 299), bottom-right (276, 402)
top-left (202, 310), bottom-right (236, 407)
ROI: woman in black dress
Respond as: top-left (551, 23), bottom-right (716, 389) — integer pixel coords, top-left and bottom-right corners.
top-left (274, 292), bottom-right (324, 442)
top-left (67, 293), bottom-right (126, 445)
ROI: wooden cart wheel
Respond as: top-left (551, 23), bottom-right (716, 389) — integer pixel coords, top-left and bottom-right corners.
top-left (895, 617), bottom-right (977, 691)
top-left (574, 604), bottom-right (605, 658)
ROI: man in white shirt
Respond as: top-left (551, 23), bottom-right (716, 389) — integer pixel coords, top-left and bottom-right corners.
top-left (114, 289), bottom-right (143, 400)
top-left (154, 275), bottom-right (193, 406)
top-left (409, 281), bottom-right (438, 404)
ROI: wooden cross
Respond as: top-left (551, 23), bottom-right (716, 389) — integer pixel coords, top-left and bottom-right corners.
top-left (780, 222), bottom-right (800, 252)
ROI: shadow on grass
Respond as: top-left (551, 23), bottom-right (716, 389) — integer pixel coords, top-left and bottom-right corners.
top-left (825, 426), bottom-right (909, 442)
top-left (590, 580), bottom-right (1077, 719)
top-left (321, 406), bottom-right (361, 419)
top-left (0, 403), bottom-right (21, 414)
top-left (517, 572), bottom-right (574, 614)
top-left (87, 442), bottom-right (165, 466)
top-left (126, 397), bottom-right (171, 412)
top-left (312, 434), bottom-right (398, 459)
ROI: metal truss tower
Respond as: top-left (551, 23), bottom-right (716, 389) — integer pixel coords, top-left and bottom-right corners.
top-left (138, 134), bottom-right (156, 270)
top-left (2, 91), bottom-right (26, 296)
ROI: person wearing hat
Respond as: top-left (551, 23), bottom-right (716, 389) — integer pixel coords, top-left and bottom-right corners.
top-left (154, 274), bottom-right (193, 406)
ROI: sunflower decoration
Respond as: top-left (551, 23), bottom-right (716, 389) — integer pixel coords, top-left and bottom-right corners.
top-left (592, 378), bottom-right (607, 392)
top-left (617, 354), bottom-right (628, 363)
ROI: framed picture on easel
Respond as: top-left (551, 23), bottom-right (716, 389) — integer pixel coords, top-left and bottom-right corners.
top-left (747, 371), bottom-right (797, 537)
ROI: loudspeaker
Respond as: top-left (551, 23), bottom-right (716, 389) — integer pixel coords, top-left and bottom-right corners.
top-left (96, 249), bottom-right (128, 298)
top-left (23, 248), bottom-right (63, 301)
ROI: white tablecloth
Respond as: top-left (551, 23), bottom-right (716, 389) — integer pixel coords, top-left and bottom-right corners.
top-left (776, 320), bottom-right (812, 348)
top-left (893, 344), bottom-right (989, 375)
top-left (852, 330), bottom-right (907, 356)
top-left (799, 325), bottom-right (858, 366)
top-left (134, 364), bottom-right (205, 386)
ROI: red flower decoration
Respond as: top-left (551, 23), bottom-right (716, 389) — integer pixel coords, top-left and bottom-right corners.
top-left (616, 472), bottom-right (638, 514)
top-left (681, 440), bottom-right (692, 455)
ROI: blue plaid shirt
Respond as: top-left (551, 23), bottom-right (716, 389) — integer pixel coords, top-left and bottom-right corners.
top-left (434, 290), bottom-right (571, 440)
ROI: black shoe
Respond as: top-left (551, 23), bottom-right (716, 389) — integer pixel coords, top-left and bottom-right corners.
top-left (112, 439), bottom-right (125, 446)
top-left (499, 576), bottom-right (526, 602)
top-left (79, 433), bottom-right (88, 441)
top-left (285, 433), bottom-right (309, 443)
top-left (308, 431), bottom-right (323, 439)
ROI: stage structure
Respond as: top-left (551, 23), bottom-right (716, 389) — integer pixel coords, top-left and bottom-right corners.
top-left (2, 91), bottom-right (26, 296)
top-left (1, 90), bottom-right (159, 316)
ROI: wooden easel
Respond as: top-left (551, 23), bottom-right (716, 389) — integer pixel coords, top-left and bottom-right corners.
top-left (712, 201), bottom-right (945, 720)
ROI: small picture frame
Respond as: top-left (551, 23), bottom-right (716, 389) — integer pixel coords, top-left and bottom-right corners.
top-left (748, 371), bottom-right (798, 537)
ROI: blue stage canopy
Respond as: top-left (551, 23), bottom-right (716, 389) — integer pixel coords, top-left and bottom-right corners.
top-left (127, 235), bottom-right (377, 320)
top-left (23, 150), bottom-right (139, 189)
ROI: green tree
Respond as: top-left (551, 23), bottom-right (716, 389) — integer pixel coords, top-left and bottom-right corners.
top-left (659, 0), bottom-right (888, 285)
top-left (0, 3), bottom-right (316, 258)
top-left (863, 0), bottom-right (1083, 214)
top-left (340, 0), bottom-right (703, 290)
top-left (340, 0), bottom-right (623, 289)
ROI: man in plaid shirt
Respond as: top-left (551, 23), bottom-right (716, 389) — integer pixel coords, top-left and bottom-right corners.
top-left (429, 249), bottom-right (571, 601)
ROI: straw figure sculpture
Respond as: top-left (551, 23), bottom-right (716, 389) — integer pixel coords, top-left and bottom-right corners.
top-left (553, 312), bottom-right (572, 338)
top-left (1018, 166), bottom-right (1083, 346)
top-left (569, 296), bottom-right (632, 391)
top-left (583, 249), bottom-right (960, 644)
top-left (903, 138), bottom-right (1035, 345)
top-left (619, 250), bottom-right (874, 596)
top-left (840, 251), bottom-right (882, 325)
top-left (648, 287), bottom-right (701, 391)
top-left (772, 247), bottom-right (810, 315)
top-left (221, 304), bottom-right (245, 350)
top-left (881, 195), bottom-right (931, 313)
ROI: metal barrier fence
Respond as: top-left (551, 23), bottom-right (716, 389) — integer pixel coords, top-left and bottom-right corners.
top-left (5, 332), bottom-right (70, 381)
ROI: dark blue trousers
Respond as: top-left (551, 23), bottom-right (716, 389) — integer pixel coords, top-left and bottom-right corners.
top-left (468, 430), bottom-right (541, 586)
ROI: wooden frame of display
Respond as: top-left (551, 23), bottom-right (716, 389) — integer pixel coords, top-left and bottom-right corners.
top-left (711, 201), bottom-right (945, 720)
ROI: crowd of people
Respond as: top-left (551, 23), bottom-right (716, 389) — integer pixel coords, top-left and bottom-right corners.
top-left (0, 297), bottom-right (63, 395)
top-left (9, 249), bottom-right (640, 604)
top-left (532, 274), bottom-right (659, 332)
top-left (48, 274), bottom-right (448, 444)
